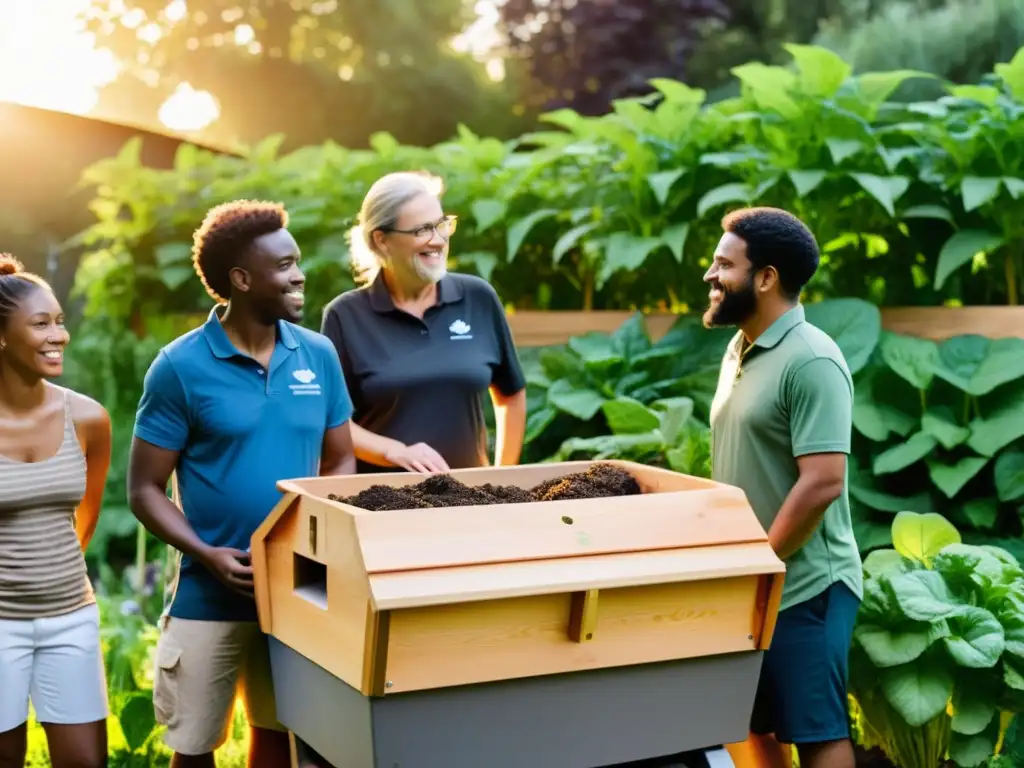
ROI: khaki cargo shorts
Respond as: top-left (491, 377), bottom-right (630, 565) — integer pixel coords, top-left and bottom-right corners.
top-left (152, 615), bottom-right (286, 755)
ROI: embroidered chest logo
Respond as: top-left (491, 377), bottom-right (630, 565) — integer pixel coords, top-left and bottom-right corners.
top-left (449, 319), bottom-right (472, 340)
top-left (290, 368), bottom-right (321, 395)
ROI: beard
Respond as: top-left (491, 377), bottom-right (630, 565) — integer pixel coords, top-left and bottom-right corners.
top-left (702, 277), bottom-right (757, 328)
top-left (413, 257), bottom-right (447, 284)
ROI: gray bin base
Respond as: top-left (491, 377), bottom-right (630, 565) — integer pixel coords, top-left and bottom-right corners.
top-left (269, 636), bottom-right (761, 768)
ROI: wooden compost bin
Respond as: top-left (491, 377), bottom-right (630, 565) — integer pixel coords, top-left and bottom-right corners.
top-left (250, 460), bottom-right (785, 768)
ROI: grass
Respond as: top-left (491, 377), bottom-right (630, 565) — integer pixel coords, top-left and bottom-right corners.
top-left (24, 705), bottom-right (251, 767)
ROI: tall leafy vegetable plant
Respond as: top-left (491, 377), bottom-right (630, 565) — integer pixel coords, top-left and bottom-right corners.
top-left (850, 512), bottom-right (1024, 767)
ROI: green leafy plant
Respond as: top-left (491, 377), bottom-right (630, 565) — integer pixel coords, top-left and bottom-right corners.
top-left (550, 395), bottom-right (712, 477)
top-left (849, 332), bottom-right (1024, 551)
top-left (850, 511), bottom-right (1024, 767)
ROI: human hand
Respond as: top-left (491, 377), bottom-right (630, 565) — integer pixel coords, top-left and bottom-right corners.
top-left (199, 547), bottom-right (254, 595)
top-left (385, 442), bottom-right (450, 474)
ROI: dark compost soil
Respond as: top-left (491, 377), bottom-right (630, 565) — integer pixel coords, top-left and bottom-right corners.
top-left (330, 463), bottom-right (642, 511)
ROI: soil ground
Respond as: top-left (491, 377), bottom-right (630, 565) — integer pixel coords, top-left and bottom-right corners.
top-left (332, 463), bottom-right (642, 511)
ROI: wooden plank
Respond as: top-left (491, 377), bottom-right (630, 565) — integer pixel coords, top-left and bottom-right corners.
top-left (568, 589), bottom-right (600, 643)
top-left (353, 486), bottom-right (766, 574)
top-left (382, 575), bottom-right (761, 693)
top-left (368, 541), bottom-right (784, 610)
top-left (879, 307), bottom-right (1024, 341)
top-left (505, 307), bottom-right (1024, 347)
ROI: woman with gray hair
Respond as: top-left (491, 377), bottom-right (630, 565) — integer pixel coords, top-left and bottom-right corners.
top-left (320, 170), bottom-right (527, 475)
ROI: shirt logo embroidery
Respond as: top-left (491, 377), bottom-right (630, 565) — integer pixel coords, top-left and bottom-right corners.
top-left (290, 368), bottom-right (321, 395)
top-left (449, 319), bottom-right (473, 340)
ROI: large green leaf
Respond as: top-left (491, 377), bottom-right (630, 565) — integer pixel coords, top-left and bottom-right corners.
top-left (119, 693), bottom-right (158, 752)
top-left (646, 169), bottom-right (685, 206)
top-left (788, 169), bottom-right (827, 197)
top-left (921, 406), bottom-right (971, 449)
top-left (696, 183), bottom-right (752, 218)
top-left (855, 619), bottom-right (948, 668)
top-left (892, 511), bottom-right (961, 565)
top-left (552, 223), bottom-right (597, 264)
top-left (601, 398), bottom-right (660, 435)
top-left (851, 173), bottom-right (907, 216)
top-left (880, 652), bottom-right (955, 727)
top-left (853, 373), bottom-right (918, 442)
top-left (967, 389), bottom-right (1024, 457)
top-left (952, 682), bottom-right (998, 735)
top-left (655, 397), bottom-right (694, 446)
top-left (784, 43), bottom-right (852, 97)
top-left (995, 451), bottom-right (1024, 502)
top-left (933, 336), bottom-right (1024, 396)
top-left (963, 498), bottom-right (999, 531)
top-left (471, 198), bottom-right (507, 232)
top-left (803, 298), bottom-right (882, 375)
top-left (659, 222), bottom-right (689, 263)
top-left (961, 177), bottom-right (1003, 212)
top-left (880, 332), bottom-right (938, 390)
top-left (566, 334), bottom-right (617, 367)
top-left (950, 726), bottom-right (1000, 768)
top-left (506, 209), bottom-right (558, 261)
top-left (602, 232), bottom-right (664, 276)
top-left (611, 313), bottom-right (652, 361)
top-left (873, 432), bottom-right (938, 475)
top-left (944, 606), bottom-right (1005, 668)
top-left (933, 230), bottom-right (1005, 290)
top-left (849, 479), bottom-right (936, 515)
top-left (888, 570), bottom-right (959, 622)
top-left (927, 456), bottom-right (989, 498)
top-left (524, 407), bottom-right (556, 443)
top-left (995, 47), bottom-right (1024, 101)
top-left (546, 380), bottom-right (605, 421)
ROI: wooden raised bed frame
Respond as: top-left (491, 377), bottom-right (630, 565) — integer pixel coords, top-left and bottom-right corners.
top-left (249, 460), bottom-right (785, 698)
top-left (504, 306), bottom-right (1024, 347)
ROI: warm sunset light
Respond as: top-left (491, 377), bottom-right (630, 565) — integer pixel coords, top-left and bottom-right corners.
top-left (0, 0), bottom-right (220, 132)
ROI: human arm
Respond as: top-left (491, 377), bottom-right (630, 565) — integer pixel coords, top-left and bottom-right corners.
top-left (488, 285), bottom-right (528, 466)
top-left (72, 395), bottom-right (112, 551)
top-left (768, 358), bottom-right (852, 561)
top-left (490, 386), bottom-right (526, 466)
top-left (350, 423), bottom-right (450, 473)
top-left (126, 352), bottom-right (252, 593)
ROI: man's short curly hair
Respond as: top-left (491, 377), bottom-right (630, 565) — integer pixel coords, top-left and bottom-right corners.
top-left (192, 200), bottom-right (289, 303)
top-left (721, 207), bottom-right (819, 300)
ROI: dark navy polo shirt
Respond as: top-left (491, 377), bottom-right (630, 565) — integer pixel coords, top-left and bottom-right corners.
top-left (320, 273), bottom-right (526, 472)
top-left (133, 307), bottom-right (353, 622)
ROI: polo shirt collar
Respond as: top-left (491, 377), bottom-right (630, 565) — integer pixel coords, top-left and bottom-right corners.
top-left (202, 305), bottom-right (299, 359)
top-left (753, 304), bottom-right (805, 349)
top-left (728, 304), bottom-right (806, 358)
top-left (367, 271), bottom-right (464, 313)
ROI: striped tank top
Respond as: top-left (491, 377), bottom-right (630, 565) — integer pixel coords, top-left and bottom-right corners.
top-left (0, 390), bottom-right (94, 619)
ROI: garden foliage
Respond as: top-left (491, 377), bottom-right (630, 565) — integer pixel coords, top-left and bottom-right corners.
top-left (851, 512), bottom-right (1024, 767)
top-left (520, 300), bottom-right (1024, 556)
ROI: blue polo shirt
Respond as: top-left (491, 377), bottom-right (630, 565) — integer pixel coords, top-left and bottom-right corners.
top-left (133, 307), bottom-right (353, 622)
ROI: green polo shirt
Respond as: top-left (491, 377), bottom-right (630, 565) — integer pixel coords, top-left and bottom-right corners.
top-left (709, 304), bottom-right (863, 612)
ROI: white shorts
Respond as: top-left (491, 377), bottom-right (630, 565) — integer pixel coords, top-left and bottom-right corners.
top-left (0, 602), bottom-right (109, 733)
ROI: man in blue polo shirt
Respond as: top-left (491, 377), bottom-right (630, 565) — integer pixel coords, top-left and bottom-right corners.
top-left (127, 200), bottom-right (356, 768)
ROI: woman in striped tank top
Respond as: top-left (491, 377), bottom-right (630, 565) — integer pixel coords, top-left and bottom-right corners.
top-left (0, 254), bottom-right (112, 767)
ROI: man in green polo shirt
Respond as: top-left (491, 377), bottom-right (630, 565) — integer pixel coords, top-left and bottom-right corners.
top-left (703, 207), bottom-right (862, 768)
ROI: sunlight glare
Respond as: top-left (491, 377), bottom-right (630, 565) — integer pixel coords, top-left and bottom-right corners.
top-left (0, 0), bottom-right (120, 115)
top-left (165, 0), bottom-right (188, 23)
top-left (158, 82), bottom-right (219, 132)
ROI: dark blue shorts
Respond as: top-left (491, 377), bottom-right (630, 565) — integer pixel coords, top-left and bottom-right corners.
top-left (750, 580), bottom-right (860, 745)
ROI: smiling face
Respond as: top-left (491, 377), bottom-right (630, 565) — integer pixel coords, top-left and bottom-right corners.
top-left (232, 228), bottom-right (306, 323)
top-left (0, 284), bottom-right (70, 379)
top-left (374, 193), bottom-right (454, 287)
top-left (702, 231), bottom-right (759, 328)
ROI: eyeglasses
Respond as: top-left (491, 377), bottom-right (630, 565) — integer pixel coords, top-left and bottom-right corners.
top-left (383, 215), bottom-right (458, 241)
